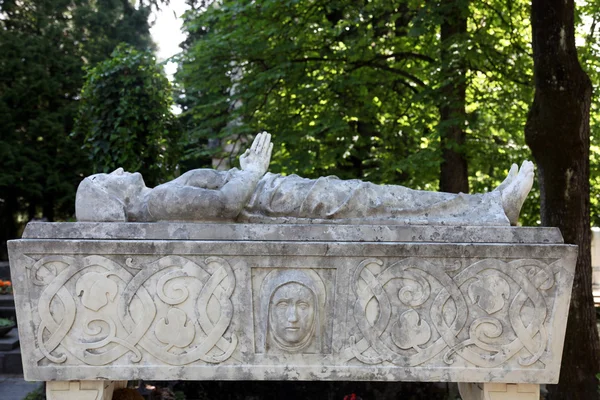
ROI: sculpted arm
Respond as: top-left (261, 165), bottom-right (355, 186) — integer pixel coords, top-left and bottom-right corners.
top-left (219, 133), bottom-right (273, 214)
top-left (148, 133), bottom-right (273, 221)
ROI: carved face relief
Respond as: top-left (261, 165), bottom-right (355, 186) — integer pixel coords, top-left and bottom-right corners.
top-left (269, 282), bottom-right (315, 349)
top-left (256, 269), bottom-right (328, 354)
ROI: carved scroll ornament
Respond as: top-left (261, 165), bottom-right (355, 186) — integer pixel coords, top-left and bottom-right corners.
top-left (30, 255), bottom-right (237, 366)
top-left (349, 257), bottom-right (557, 368)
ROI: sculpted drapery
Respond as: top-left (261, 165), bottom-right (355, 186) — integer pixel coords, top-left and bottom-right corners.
top-left (76, 133), bottom-right (534, 226)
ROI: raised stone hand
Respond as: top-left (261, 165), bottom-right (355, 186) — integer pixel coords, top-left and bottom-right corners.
top-left (499, 160), bottom-right (535, 226)
top-left (240, 132), bottom-right (273, 176)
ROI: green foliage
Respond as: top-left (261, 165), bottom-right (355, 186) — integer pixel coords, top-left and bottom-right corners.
top-left (0, 318), bottom-right (14, 327)
top-left (0, 0), bottom-right (156, 218)
top-left (76, 45), bottom-right (182, 186)
top-left (176, 0), bottom-right (441, 187)
top-left (464, 0), bottom-right (536, 224)
top-left (71, 0), bottom-right (155, 64)
top-left (176, 0), bottom-right (542, 224)
top-left (0, 0), bottom-right (93, 224)
top-left (577, 1), bottom-right (600, 226)
top-left (0, 0), bottom-right (158, 259)
top-left (23, 385), bottom-right (45, 400)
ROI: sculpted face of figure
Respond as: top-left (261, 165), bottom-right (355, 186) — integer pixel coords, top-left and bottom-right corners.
top-left (90, 168), bottom-right (146, 201)
top-left (269, 282), bottom-right (315, 348)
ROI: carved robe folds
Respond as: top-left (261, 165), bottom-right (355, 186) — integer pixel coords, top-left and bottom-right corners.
top-left (8, 222), bottom-right (575, 386)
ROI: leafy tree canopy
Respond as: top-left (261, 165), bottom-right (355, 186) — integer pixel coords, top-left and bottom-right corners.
top-left (175, 0), bottom-right (538, 222)
top-left (577, 2), bottom-right (600, 226)
top-left (0, 0), bottom-right (158, 217)
top-left (75, 44), bottom-right (182, 187)
top-left (71, 0), bottom-right (156, 64)
top-left (0, 0), bottom-right (159, 257)
top-left (177, 0), bottom-right (440, 186)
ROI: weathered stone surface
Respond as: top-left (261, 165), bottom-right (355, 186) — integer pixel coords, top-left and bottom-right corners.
top-left (8, 223), bottom-right (575, 385)
top-left (459, 382), bottom-right (540, 400)
top-left (22, 222), bottom-right (563, 244)
top-left (46, 380), bottom-right (126, 400)
top-left (74, 133), bottom-right (536, 226)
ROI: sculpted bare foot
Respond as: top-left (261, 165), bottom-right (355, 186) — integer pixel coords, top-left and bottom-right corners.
top-left (501, 161), bottom-right (535, 226)
top-left (494, 163), bottom-right (519, 193)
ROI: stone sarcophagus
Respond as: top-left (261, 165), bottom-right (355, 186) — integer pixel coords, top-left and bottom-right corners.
top-left (9, 222), bottom-right (575, 399)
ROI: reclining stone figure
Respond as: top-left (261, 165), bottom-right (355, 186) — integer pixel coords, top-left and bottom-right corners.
top-left (76, 132), bottom-right (534, 226)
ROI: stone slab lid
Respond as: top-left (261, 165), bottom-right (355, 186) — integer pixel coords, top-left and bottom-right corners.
top-left (21, 222), bottom-right (563, 244)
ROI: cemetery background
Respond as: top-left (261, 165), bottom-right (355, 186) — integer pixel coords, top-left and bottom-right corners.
top-left (0, 0), bottom-right (599, 398)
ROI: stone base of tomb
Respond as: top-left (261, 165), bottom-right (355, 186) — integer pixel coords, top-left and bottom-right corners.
top-left (46, 380), bottom-right (127, 400)
top-left (8, 222), bottom-right (576, 399)
top-left (459, 383), bottom-right (540, 400)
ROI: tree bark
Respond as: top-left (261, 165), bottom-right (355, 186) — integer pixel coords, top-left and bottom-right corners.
top-left (439, 1), bottom-right (469, 194)
top-left (525, 0), bottom-right (600, 398)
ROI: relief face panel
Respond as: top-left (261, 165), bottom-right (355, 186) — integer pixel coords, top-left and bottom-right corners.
top-left (8, 224), bottom-right (576, 383)
top-left (252, 268), bottom-right (334, 355)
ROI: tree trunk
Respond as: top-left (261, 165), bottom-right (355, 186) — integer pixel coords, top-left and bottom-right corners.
top-left (525, 0), bottom-right (600, 398)
top-left (439, 1), bottom-right (469, 194)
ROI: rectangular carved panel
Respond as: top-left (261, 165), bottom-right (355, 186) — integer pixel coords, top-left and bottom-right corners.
top-left (251, 267), bottom-right (335, 355)
top-left (8, 223), bottom-right (576, 383)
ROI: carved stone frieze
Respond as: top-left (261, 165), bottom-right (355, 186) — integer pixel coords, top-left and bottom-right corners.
top-left (8, 223), bottom-right (576, 383)
top-left (347, 257), bottom-right (559, 369)
top-left (28, 254), bottom-right (237, 367)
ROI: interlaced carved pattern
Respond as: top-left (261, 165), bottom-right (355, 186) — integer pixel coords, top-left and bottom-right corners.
top-left (349, 257), bottom-right (557, 368)
top-left (31, 255), bottom-right (237, 366)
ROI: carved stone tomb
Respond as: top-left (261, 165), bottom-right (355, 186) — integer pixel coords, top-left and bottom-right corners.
top-left (8, 223), bottom-right (576, 400)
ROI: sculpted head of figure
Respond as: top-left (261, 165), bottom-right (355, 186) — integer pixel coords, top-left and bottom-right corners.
top-left (75, 168), bottom-right (148, 222)
top-left (258, 269), bottom-right (326, 354)
top-left (269, 282), bottom-right (316, 350)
